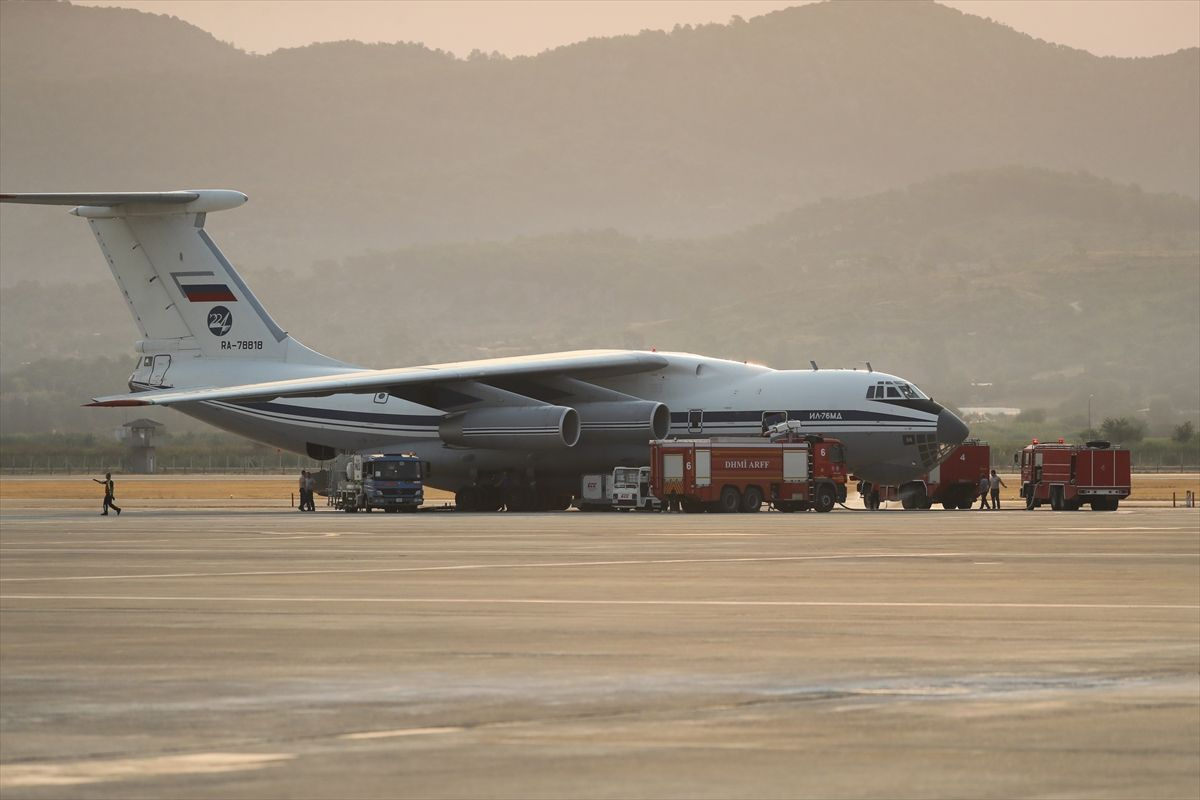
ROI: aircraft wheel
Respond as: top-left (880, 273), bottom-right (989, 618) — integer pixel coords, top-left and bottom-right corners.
top-left (718, 486), bottom-right (741, 513)
top-left (741, 486), bottom-right (763, 513)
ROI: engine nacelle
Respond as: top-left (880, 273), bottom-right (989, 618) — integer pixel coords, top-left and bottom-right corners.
top-left (574, 401), bottom-right (670, 444)
top-left (439, 405), bottom-right (580, 450)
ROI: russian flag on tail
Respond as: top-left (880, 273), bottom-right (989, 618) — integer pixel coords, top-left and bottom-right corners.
top-left (171, 271), bottom-right (237, 302)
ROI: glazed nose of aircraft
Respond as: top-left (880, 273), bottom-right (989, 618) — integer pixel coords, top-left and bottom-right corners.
top-left (936, 406), bottom-right (970, 448)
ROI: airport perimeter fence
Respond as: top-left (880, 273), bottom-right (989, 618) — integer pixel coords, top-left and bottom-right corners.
top-left (1, 458), bottom-right (1198, 476)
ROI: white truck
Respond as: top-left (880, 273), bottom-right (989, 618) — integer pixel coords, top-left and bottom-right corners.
top-left (576, 467), bottom-right (662, 512)
top-left (612, 466), bottom-right (662, 511)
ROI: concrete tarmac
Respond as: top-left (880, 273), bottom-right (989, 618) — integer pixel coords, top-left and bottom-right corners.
top-left (1, 505), bottom-right (1197, 799)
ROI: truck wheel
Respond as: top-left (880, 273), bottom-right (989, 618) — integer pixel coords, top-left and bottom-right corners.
top-left (906, 486), bottom-right (928, 510)
top-left (1050, 487), bottom-right (1063, 511)
top-left (741, 486), bottom-right (763, 513)
top-left (718, 486), bottom-right (741, 513)
top-left (814, 484), bottom-right (836, 513)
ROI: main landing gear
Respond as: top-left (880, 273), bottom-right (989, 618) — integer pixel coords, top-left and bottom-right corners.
top-left (455, 483), bottom-right (573, 512)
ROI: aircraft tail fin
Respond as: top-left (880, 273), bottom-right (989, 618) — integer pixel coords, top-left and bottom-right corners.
top-left (1, 191), bottom-right (342, 369)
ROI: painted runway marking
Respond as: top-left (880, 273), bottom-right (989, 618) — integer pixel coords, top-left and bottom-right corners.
top-left (2, 551), bottom-right (1196, 584)
top-left (0, 752), bottom-right (294, 788)
top-left (340, 727), bottom-right (463, 740)
top-left (2, 594), bottom-right (1196, 610)
top-left (0, 552), bottom-right (969, 582)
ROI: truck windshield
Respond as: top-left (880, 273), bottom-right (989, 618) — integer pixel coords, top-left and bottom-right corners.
top-left (827, 444), bottom-right (845, 463)
top-left (613, 467), bottom-right (640, 487)
top-left (370, 461), bottom-right (422, 481)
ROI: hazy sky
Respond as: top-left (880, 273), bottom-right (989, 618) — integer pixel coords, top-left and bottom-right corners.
top-left (75, 0), bottom-right (1200, 59)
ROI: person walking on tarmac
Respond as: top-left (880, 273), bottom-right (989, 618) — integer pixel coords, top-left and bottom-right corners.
top-left (304, 470), bottom-right (316, 511)
top-left (978, 474), bottom-right (991, 510)
top-left (298, 470), bottom-right (309, 512)
top-left (989, 469), bottom-right (1007, 510)
top-left (93, 472), bottom-right (121, 516)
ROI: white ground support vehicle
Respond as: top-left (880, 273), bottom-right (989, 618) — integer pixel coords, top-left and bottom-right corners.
top-left (576, 473), bottom-right (614, 511)
top-left (612, 466), bottom-right (662, 512)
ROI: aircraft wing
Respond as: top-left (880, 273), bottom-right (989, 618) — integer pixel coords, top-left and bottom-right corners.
top-left (88, 350), bottom-right (670, 407)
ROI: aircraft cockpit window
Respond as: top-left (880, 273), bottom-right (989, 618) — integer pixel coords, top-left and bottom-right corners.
top-left (866, 386), bottom-right (876, 399)
top-left (143, 357), bottom-right (153, 367)
top-left (886, 386), bottom-right (901, 398)
top-left (898, 384), bottom-right (918, 399)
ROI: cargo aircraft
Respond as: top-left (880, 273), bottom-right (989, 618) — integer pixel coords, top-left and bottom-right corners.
top-left (0, 191), bottom-right (969, 510)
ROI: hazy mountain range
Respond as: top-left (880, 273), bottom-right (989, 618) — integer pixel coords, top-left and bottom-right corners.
top-left (0, 1), bottom-right (1197, 436)
top-left (1, 0), bottom-right (1196, 281)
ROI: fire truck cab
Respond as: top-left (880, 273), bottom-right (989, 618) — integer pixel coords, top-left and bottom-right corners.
top-left (1019, 439), bottom-right (1130, 511)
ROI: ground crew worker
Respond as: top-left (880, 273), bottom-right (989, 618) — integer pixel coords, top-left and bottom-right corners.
top-left (304, 471), bottom-right (316, 511)
top-left (989, 469), bottom-right (1007, 510)
top-left (93, 472), bottom-right (121, 516)
top-left (298, 470), bottom-right (309, 512)
top-left (978, 474), bottom-right (991, 510)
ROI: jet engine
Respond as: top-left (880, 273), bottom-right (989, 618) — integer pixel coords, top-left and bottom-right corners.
top-left (439, 405), bottom-right (580, 450)
top-left (573, 401), bottom-right (670, 444)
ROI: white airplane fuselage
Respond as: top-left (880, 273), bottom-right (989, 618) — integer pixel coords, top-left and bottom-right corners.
top-left (131, 351), bottom-right (959, 490)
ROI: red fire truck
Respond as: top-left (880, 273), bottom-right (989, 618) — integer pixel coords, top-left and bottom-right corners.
top-left (649, 435), bottom-right (848, 513)
top-left (862, 441), bottom-right (991, 510)
top-left (1018, 439), bottom-right (1130, 511)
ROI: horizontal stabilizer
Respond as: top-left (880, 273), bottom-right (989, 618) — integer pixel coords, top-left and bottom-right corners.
top-left (0, 190), bottom-right (246, 217)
